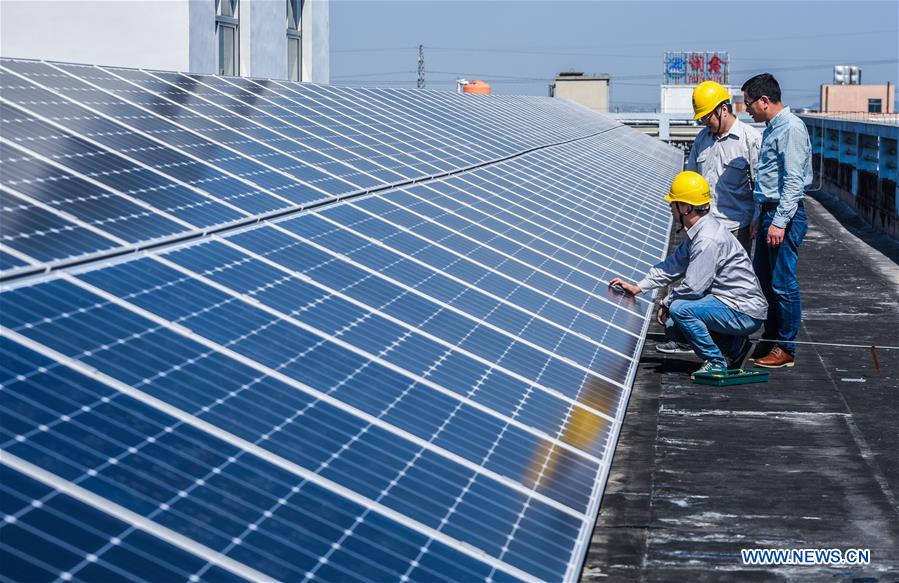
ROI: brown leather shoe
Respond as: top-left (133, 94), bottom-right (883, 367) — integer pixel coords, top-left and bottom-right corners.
top-left (754, 346), bottom-right (795, 368)
top-left (749, 340), bottom-right (772, 361)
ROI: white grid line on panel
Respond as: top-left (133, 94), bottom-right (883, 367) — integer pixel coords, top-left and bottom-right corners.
top-left (339, 198), bottom-right (645, 336)
top-left (131, 68), bottom-right (391, 189)
top-left (0, 88), bottom-right (289, 226)
top-left (0, 451), bottom-right (270, 582)
top-left (148, 252), bottom-right (604, 493)
top-left (475, 137), bottom-right (672, 257)
top-left (269, 218), bottom-right (629, 393)
top-left (451, 147), bottom-right (667, 266)
top-left (563, 214), bottom-right (672, 583)
top-left (409, 167), bottom-right (657, 298)
top-left (0, 136), bottom-right (197, 232)
top-left (356, 178), bottom-right (645, 356)
top-left (0, 64), bottom-right (306, 212)
top-left (0, 241), bottom-right (40, 266)
top-left (433, 169), bottom-right (657, 275)
top-left (54, 272), bottom-right (588, 520)
top-left (296, 84), bottom-right (525, 161)
top-left (0, 184), bottom-right (131, 248)
top-left (210, 234), bottom-right (610, 461)
top-left (274, 82), bottom-right (493, 171)
top-left (65, 62), bottom-right (359, 198)
top-left (249, 219), bottom-right (629, 407)
top-left (1, 325), bottom-right (544, 583)
top-left (215, 75), bottom-right (445, 177)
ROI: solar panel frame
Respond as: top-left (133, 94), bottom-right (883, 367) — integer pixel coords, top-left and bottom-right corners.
top-left (2, 57), bottom-right (647, 282)
top-left (1, 57), bottom-right (682, 582)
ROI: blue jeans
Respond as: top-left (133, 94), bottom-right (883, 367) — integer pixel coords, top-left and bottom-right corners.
top-left (667, 295), bottom-right (764, 366)
top-left (753, 205), bottom-right (807, 355)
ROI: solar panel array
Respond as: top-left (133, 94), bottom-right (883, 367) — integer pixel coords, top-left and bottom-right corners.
top-left (0, 57), bottom-right (681, 583)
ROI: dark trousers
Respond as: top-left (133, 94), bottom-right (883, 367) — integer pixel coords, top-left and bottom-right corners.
top-left (731, 225), bottom-right (753, 256)
top-left (753, 205), bottom-right (807, 355)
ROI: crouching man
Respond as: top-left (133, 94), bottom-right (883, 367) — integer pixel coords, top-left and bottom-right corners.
top-left (610, 171), bottom-right (768, 377)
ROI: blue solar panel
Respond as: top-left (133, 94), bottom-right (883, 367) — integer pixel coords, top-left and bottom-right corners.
top-left (1, 57), bottom-right (681, 582)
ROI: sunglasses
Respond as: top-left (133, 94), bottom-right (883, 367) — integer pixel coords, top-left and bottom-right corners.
top-left (744, 95), bottom-right (766, 109)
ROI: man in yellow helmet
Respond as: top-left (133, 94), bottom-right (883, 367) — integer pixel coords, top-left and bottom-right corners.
top-left (609, 171), bottom-right (768, 376)
top-left (686, 81), bottom-right (762, 253)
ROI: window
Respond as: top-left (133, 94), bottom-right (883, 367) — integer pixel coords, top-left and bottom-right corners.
top-left (217, 0), bottom-right (239, 76)
top-left (868, 98), bottom-right (882, 114)
top-left (287, 0), bottom-right (302, 81)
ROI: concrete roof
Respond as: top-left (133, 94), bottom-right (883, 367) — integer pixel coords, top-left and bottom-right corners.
top-left (583, 195), bottom-right (899, 581)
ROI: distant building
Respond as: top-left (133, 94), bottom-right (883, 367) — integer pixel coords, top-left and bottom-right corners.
top-left (660, 84), bottom-right (744, 115)
top-left (819, 84), bottom-right (894, 113)
top-left (0, 0), bottom-right (329, 83)
top-left (550, 72), bottom-right (610, 113)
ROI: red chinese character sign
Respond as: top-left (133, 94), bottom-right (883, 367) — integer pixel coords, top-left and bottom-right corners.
top-left (664, 51), bottom-right (729, 85)
top-left (688, 55), bottom-right (705, 83)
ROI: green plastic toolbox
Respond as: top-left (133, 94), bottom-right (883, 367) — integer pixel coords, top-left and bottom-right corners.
top-left (692, 368), bottom-right (770, 386)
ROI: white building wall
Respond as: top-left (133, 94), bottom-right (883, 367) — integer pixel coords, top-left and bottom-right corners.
top-left (243, 0), bottom-right (286, 79)
top-left (1, 0), bottom-right (328, 81)
top-left (189, 0), bottom-right (216, 74)
top-left (660, 84), bottom-right (742, 115)
top-left (304, 0), bottom-right (329, 83)
top-left (1, 1), bottom-right (192, 70)
top-left (553, 79), bottom-right (609, 113)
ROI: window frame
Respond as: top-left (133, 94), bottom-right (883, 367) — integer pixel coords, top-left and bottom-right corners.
top-left (216, 0), bottom-right (240, 76)
top-left (287, 0), bottom-right (302, 81)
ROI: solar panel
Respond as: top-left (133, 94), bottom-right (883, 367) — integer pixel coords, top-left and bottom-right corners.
top-left (1, 57), bottom-right (681, 582)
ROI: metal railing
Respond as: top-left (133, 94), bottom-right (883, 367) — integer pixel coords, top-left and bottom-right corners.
top-left (801, 111), bottom-right (899, 126)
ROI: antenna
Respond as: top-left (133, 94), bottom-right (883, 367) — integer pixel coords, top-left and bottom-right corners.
top-left (417, 44), bottom-right (425, 89)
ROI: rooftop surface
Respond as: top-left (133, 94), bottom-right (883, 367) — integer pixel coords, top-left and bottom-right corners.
top-left (583, 195), bottom-right (899, 581)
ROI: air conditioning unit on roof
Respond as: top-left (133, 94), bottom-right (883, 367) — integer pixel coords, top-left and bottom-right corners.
top-left (834, 65), bottom-right (861, 85)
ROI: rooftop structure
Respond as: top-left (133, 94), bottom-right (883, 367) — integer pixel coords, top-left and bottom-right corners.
top-left (550, 72), bottom-right (611, 113)
top-left (801, 114), bottom-right (899, 239)
top-left (819, 83), bottom-right (895, 114)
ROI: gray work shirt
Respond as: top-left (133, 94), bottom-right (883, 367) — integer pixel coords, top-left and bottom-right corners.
top-left (636, 214), bottom-right (768, 320)
top-left (686, 118), bottom-right (762, 231)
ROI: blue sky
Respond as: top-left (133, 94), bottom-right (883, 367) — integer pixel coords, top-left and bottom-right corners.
top-left (331, 1), bottom-right (898, 110)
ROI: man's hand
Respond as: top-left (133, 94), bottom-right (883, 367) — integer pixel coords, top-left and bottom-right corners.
top-left (609, 277), bottom-right (641, 296)
top-left (766, 224), bottom-right (785, 247)
top-left (750, 218), bottom-right (760, 240)
top-left (656, 305), bottom-right (669, 326)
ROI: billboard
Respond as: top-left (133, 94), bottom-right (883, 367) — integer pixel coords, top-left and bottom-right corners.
top-left (664, 51), bottom-right (729, 85)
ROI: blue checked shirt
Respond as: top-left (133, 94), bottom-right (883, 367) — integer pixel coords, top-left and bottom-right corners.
top-left (754, 106), bottom-right (813, 228)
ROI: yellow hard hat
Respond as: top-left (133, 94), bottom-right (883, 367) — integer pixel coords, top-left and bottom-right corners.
top-left (665, 171), bottom-right (712, 206)
top-left (692, 81), bottom-right (731, 120)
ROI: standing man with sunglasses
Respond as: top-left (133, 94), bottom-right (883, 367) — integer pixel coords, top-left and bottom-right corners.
top-left (687, 81), bottom-right (761, 254)
top-left (742, 73), bottom-right (812, 369)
